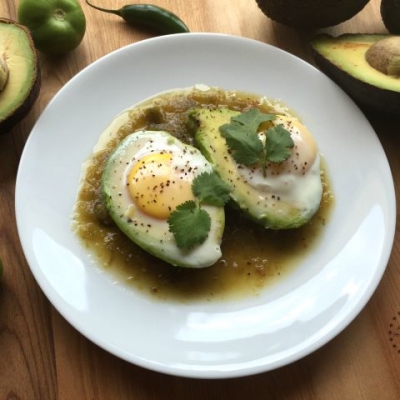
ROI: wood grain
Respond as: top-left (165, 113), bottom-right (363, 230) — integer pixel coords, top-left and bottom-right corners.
top-left (1, 1), bottom-right (400, 399)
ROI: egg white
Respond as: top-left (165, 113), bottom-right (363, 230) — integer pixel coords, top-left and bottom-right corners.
top-left (236, 116), bottom-right (323, 223)
top-left (102, 130), bottom-right (225, 268)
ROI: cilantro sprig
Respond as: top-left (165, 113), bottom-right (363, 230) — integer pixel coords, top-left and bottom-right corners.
top-left (167, 109), bottom-right (294, 252)
top-left (167, 201), bottom-right (211, 250)
top-left (192, 171), bottom-right (231, 206)
top-left (219, 108), bottom-right (294, 176)
top-left (168, 171), bottom-right (231, 251)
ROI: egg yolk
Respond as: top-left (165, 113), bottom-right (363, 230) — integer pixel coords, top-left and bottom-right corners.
top-left (264, 116), bottom-right (317, 176)
top-left (127, 152), bottom-right (195, 219)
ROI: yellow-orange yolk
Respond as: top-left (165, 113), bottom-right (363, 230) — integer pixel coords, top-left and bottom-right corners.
top-left (127, 152), bottom-right (195, 219)
top-left (263, 116), bottom-right (317, 176)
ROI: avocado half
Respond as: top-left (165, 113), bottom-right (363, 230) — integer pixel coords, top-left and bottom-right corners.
top-left (310, 33), bottom-right (400, 117)
top-left (191, 108), bottom-right (322, 230)
top-left (255, 0), bottom-right (370, 29)
top-left (0, 18), bottom-right (40, 133)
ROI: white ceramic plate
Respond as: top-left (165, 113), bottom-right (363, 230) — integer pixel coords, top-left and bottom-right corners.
top-left (16, 33), bottom-right (396, 379)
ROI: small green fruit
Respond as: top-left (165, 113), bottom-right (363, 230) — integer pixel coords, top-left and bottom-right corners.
top-left (18, 0), bottom-right (86, 56)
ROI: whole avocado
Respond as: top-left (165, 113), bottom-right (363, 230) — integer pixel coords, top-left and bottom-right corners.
top-left (255, 0), bottom-right (370, 29)
top-left (381, 0), bottom-right (400, 34)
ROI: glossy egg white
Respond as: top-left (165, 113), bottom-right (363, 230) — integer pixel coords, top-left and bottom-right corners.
top-left (101, 130), bottom-right (225, 268)
top-left (237, 115), bottom-right (323, 224)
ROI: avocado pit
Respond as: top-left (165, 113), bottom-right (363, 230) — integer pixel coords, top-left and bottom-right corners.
top-left (365, 36), bottom-right (400, 77)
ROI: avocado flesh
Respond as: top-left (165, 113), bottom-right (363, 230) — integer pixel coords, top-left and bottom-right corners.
top-left (191, 108), bottom-right (318, 230)
top-left (311, 33), bottom-right (400, 116)
top-left (0, 19), bottom-right (40, 133)
top-left (101, 130), bottom-right (225, 268)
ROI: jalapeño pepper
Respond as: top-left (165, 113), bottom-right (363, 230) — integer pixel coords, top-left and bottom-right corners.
top-left (85, 1), bottom-right (189, 34)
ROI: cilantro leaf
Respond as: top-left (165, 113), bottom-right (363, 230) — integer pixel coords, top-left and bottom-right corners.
top-left (219, 108), bottom-right (295, 176)
top-left (232, 108), bottom-right (276, 131)
top-left (219, 108), bottom-right (276, 166)
top-left (192, 171), bottom-right (231, 206)
top-left (219, 122), bottom-right (264, 165)
top-left (265, 124), bottom-right (295, 163)
top-left (168, 201), bottom-right (211, 250)
top-left (168, 172), bottom-right (230, 251)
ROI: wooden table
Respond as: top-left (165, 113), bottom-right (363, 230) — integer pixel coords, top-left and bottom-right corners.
top-left (1, 0), bottom-right (399, 398)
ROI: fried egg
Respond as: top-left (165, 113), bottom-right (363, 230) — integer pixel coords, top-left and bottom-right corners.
top-left (193, 108), bottom-right (323, 229)
top-left (101, 130), bottom-right (225, 268)
top-left (238, 115), bottom-right (323, 225)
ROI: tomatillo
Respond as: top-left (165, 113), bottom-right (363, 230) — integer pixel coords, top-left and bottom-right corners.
top-left (18, 0), bottom-right (86, 56)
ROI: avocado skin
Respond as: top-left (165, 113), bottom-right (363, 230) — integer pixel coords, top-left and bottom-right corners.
top-left (381, 0), bottom-right (400, 34)
top-left (0, 18), bottom-right (41, 134)
top-left (255, 0), bottom-right (370, 29)
top-left (310, 33), bottom-right (400, 118)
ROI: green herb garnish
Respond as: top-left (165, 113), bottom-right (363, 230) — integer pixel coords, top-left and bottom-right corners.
top-left (168, 108), bottom-right (294, 251)
top-left (192, 170), bottom-right (231, 206)
top-left (219, 108), bottom-right (294, 176)
top-left (168, 171), bottom-right (231, 250)
top-left (168, 200), bottom-right (211, 250)
top-left (264, 123), bottom-right (295, 162)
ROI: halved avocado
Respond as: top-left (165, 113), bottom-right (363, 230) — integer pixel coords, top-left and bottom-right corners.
top-left (191, 108), bottom-right (322, 230)
top-left (255, 0), bottom-right (370, 29)
top-left (310, 33), bottom-right (400, 117)
top-left (0, 18), bottom-right (40, 133)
